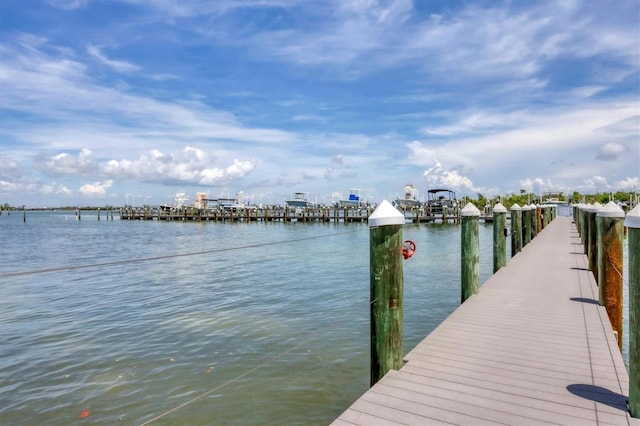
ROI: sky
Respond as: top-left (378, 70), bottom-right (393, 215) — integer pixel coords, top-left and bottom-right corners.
top-left (1, 0), bottom-right (639, 208)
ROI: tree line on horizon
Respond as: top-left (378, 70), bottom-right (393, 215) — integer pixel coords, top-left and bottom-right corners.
top-left (465, 190), bottom-right (637, 210)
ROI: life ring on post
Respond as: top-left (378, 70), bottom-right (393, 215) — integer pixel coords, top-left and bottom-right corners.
top-left (402, 240), bottom-right (416, 260)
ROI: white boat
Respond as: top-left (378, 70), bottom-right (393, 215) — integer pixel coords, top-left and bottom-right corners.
top-left (211, 191), bottom-right (247, 211)
top-left (160, 193), bottom-right (188, 210)
top-left (394, 184), bottom-right (420, 209)
top-left (285, 192), bottom-right (315, 208)
top-left (337, 188), bottom-right (365, 208)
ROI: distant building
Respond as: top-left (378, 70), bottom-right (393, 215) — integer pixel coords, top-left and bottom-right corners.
top-left (194, 192), bottom-right (208, 209)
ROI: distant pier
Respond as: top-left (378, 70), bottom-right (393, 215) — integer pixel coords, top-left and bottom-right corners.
top-left (118, 205), bottom-right (467, 223)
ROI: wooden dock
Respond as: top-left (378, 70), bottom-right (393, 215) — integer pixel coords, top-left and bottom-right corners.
top-left (332, 217), bottom-right (637, 425)
top-left (117, 206), bottom-right (464, 223)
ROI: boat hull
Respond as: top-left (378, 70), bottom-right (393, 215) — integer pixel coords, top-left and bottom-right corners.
top-left (285, 200), bottom-right (315, 208)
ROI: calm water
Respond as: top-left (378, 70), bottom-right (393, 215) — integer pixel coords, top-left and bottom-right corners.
top-left (0, 209), bottom-right (628, 425)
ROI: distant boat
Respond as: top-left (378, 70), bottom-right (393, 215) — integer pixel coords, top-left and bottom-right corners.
top-left (211, 191), bottom-right (247, 212)
top-left (394, 184), bottom-right (420, 209)
top-left (285, 192), bottom-right (315, 208)
top-left (425, 188), bottom-right (457, 213)
top-left (215, 197), bottom-right (245, 212)
top-left (483, 202), bottom-right (494, 223)
top-left (337, 188), bottom-right (365, 208)
top-left (160, 193), bottom-right (188, 210)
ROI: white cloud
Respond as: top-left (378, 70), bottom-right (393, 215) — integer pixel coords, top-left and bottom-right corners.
top-left (582, 176), bottom-right (610, 191)
top-left (406, 100), bottom-right (639, 196)
top-left (34, 148), bottom-right (97, 176)
top-left (100, 146), bottom-right (255, 186)
top-left (0, 40), bottom-right (295, 148)
top-left (597, 142), bottom-right (628, 160)
top-left (0, 156), bottom-right (27, 180)
top-left (617, 177), bottom-right (640, 191)
top-left (211, 0), bottom-right (639, 88)
top-left (79, 180), bottom-right (114, 196)
top-left (423, 161), bottom-right (479, 194)
top-left (56, 185), bottom-right (72, 195)
top-left (44, 0), bottom-right (87, 10)
top-left (292, 114), bottom-right (325, 122)
top-left (87, 45), bottom-right (140, 73)
top-left (519, 178), bottom-right (556, 194)
top-left (225, 159), bottom-right (256, 178)
top-left (568, 86), bottom-right (607, 99)
top-left (422, 111), bottom-right (528, 137)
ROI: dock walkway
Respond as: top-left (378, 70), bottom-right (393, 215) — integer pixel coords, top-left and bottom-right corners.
top-left (332, 217), bottom-right (636, 425)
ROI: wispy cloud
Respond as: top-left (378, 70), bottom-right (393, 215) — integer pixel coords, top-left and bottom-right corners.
top-left (87, 45), bottom-right (140, 73)
top-left (44, 0), bottom-right (87, 10)
top-left (1, 39), bottom-right (295, 149)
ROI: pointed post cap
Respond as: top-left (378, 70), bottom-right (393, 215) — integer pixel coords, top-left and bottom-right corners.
top-left (625, 204), bottom-right (640, 228)
top-left (461, 202), bottom-right (480, 217)
top-left (597, 201), bottom-right (624, 218)
top-left (368, 200), bottom-right (405, 227)
top-left (521, 204), bottom-right (531, 210)
top-left (510, 203), bottom-right (521, 211)
top-left (587, 202), bottom-right (602, 213)
top-left (493, 203), bottom-right (507, 213)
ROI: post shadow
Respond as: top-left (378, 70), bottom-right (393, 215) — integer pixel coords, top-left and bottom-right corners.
top-left (569, 297), bottom-right (599, 305)
top-left (567, 384), bottom-right (628, 412)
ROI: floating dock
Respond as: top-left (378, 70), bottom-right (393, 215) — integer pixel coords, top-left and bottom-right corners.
top-left (332, 217), bottom-right (636, 425)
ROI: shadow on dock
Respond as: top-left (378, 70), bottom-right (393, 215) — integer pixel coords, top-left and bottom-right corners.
top-left (567, 384), bottom-right (628, 412)
top-left (569, 297), bottom-right (599, 305)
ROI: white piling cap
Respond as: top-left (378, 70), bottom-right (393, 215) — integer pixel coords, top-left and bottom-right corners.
top-left (493, 203), bottom-right (507, 213)
top-left (625, 204), bottom-right (640, 228)
top-left (368, 199), bottom-right (405, 227)
top-left (510, 203), bottom-right (522, 211)
top-left (581, 203), bottom-right (592, 211)
top-left (587, 202), bottom-right (602, 213)
top-left (596, 201), bottom-right (624, 218)
top-left (461, 202), bottom-right (480, 217)
top-left (521, 204), bottom-right (531, 211)
top-left (529, 203), bottom-right (537, 210)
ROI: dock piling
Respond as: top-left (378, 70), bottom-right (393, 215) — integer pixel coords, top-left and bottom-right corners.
top-left (627, 205), bottom-right (640, 417)
top-left (368, 200), bottom-right (405, 386)
top-left (510, 204), bottom-right (522, 256)
top-left (461, 203), bottom-right (480, 303)
top-left (522, 204), bottom-right (531, 247)
top-left (493, 203), bottom-right (507, 272)
top-left (530, 203), bottom-right (538, 239)
top-left (588, 202), bottom-right (602, 277)
top-left (596, 201), bottom-right (625, 349)
top-left (581, 204), bottom-right (591, 253)
top-left (536, 204), bottom-right (543, 233)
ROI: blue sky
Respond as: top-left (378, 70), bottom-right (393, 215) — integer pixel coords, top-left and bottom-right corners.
top-left (1, 0), bottom-right (638, 207)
